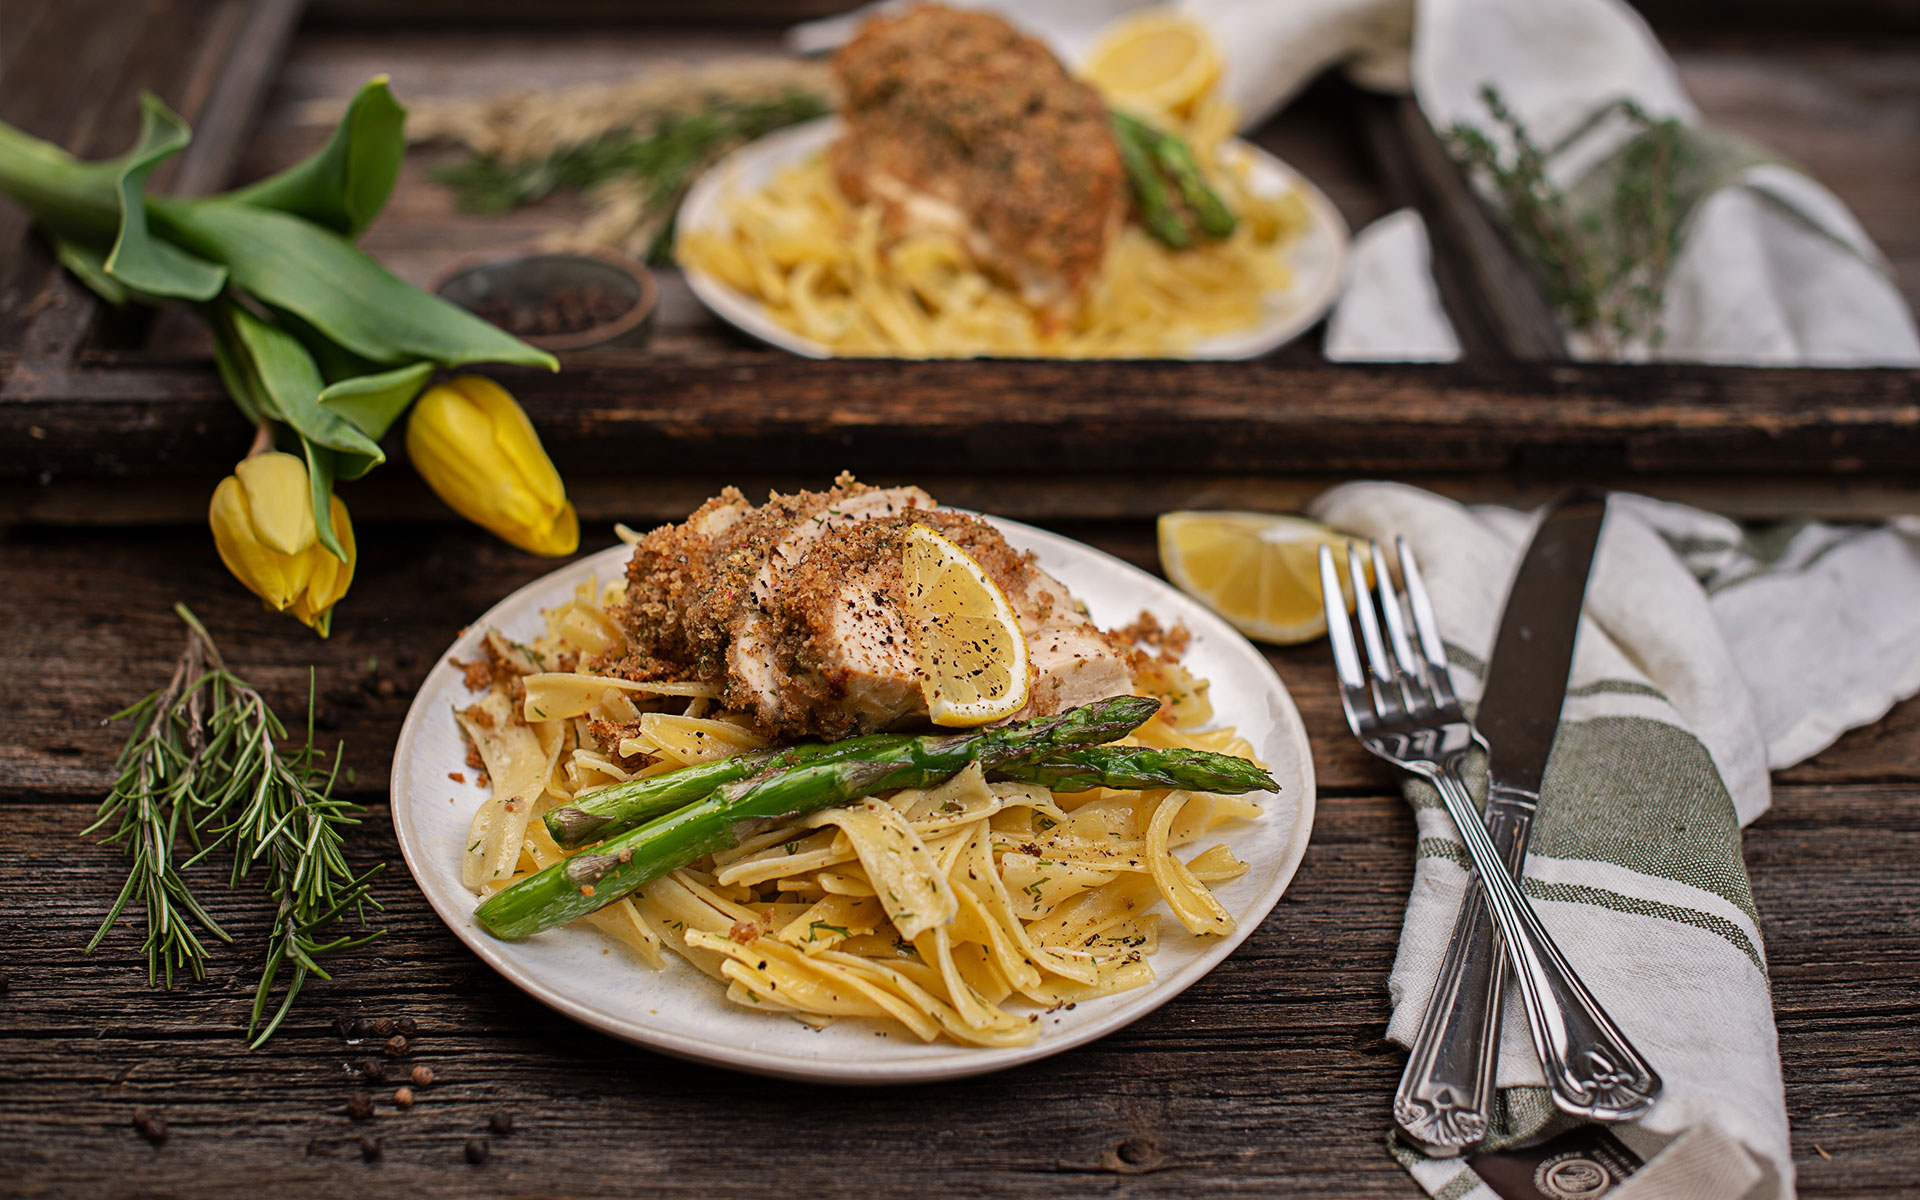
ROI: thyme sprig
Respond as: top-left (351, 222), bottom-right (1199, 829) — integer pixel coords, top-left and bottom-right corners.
top-left (1446, 85), bottom-right (1689, 355)
top-left (84, 603), bottom-right (385, 1047)
top-left (433, 91), bottom-right (829, 261)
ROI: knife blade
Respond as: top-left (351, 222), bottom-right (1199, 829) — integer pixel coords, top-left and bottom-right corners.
top-left (1392, 488), bottom-right (1611, 1154)
top-left (1478, 490), bottom-right (1609, 799)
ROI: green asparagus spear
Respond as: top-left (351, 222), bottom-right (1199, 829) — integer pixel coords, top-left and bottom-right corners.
top-left (1111, 111), bottom-right (1237, 242)
top-left (1110, 113), bottom-right (1193, 248)
top-left (553, 736), bottom-right (1279, 850)
top-left (545, 733), bottom-right (922, 849)
top-left (993, 745), bottom-right (1275, 794)
top-left (476, 696), bottom-right (1162, 939)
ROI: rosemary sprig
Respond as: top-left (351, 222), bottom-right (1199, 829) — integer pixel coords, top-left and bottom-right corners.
top-left (1446, 85), bottom-right (1689, 355)
top-left (83, 603), bottom-right (384, 1047)
top-left (433, 90), bottom-right (829, 261)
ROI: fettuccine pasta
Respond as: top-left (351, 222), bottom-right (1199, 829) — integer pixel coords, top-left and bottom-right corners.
top-left (677, 95), bottom-right (1311, 358)
top-left (453, 570), bottom-right (1262, 1047)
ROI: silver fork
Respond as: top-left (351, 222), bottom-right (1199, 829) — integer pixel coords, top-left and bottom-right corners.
top-left (1320, 539), bottom-right (1662, 1135)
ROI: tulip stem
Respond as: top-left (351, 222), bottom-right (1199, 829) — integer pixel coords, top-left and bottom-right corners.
top-left (246, 421), bottom-right (275, 459)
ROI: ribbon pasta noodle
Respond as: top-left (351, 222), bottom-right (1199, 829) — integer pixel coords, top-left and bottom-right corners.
top-left (677, 107), bottom-right (1312, 358)
top-left (454, 574), bottom-right (1264, 1047)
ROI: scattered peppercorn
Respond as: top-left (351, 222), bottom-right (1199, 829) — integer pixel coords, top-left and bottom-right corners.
top-left (357, 1059), bottom-right (387, 1083)
top-left (360, 1136), bottom-right (382, 1162)
top-left (132, 1106), bottom-right (167, 1146)
top-left (393, 1087), bottom-right (415, 1109)
top-left (462, 283), bottom-right (635, 339)
top-left (394, 1017), bottom-right (419, 1037)
top-left (409, 1065), bottom-right (434, 1087)
top-left (464, 1138), bottom-right (489, 1165)
top-left (345, 1093), bottom-right (374, 1121)
top-left (383, 1035), bottom-right (409, 1058)
top-left (489, 1112), bottom-right (515, 1136)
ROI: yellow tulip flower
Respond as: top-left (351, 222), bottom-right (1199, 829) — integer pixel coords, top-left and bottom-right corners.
top-left (209, 451), bottom-right (356, 637)
top-left (405, 376), bottom-right (578, 557)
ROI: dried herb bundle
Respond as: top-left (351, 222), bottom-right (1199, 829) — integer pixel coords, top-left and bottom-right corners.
top-left (84, 604), bottom-right (384, 1046)
top-left (1447, 85), bottom-right (1689, 356)
top-left (434, 90), bottom-right (830, 261)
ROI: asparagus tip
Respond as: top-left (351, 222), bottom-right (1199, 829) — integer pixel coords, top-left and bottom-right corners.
top-left (544, 806), bottom-right (608, 848)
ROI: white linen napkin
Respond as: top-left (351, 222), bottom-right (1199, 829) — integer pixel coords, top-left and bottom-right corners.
top-left (1322, 208), bottom-right (1461, 362)
top-left (1310, 482), bottom-right (1920, 1200)
top-left (791, 0), bottom-right (1920, 367)
top-left (1376, 0), bottom-right (1920, 366)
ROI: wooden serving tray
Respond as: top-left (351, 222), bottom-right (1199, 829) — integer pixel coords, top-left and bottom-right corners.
top-left (3, 0), bottom-right (1917, 526)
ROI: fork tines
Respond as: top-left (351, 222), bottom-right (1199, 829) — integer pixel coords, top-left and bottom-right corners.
top-left (1319, 538), bottom-right (1462, 728)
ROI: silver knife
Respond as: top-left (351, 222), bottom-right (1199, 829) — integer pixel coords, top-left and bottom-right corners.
top-left (1393, 489), bottom-right (1659, 1154)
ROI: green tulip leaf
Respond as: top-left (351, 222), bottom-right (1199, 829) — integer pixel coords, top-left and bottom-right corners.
top-left (302, 439), bottom-right (348, 563)
top-left (208, 307), bottom-right (271, 427)
top-left (103, 95), bottom-right (227, 301)
top-left (259, 303), bottom-right (379, 387)
top-left (49, 234), bottom-right (131, 306)
top-left (154, 198), bottom-right (558, 371)
top-left (319, 361), bottom-right (433, 441)
top-left (218, 300), bottom-right (385, 475)
top-left (229, 77), bottom-right (406, 237)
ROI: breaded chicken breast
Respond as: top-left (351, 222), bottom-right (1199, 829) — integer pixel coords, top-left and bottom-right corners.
top-left (829, 5), bottom-right (1128, 317)
top-left (608, 475), bottom-right (1133, 741)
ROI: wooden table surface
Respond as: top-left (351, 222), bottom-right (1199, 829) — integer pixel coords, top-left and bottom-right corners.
top-left (2, 519), bottom-right (1916, 1198)
top-left (3, 4), bottom-right (1919, 1197)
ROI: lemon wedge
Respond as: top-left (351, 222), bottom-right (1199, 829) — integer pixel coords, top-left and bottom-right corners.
top-left (1082, 9), bottom-right (1222, 118)
top-left (1157, 511), bottom-right (1369, 645)
top-left (902, 524), bottom-right (1030, 727)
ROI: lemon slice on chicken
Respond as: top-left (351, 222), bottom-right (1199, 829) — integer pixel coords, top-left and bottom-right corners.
top-left (1158, 511), bottom-right (1368, 645)
top-left (1082, 10), bottom-right (1222, 118)
top-left (902, 524), bottom-right (1030, 727)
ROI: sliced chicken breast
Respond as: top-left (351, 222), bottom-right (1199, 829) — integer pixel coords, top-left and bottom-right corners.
top-left (609, 477), bottom-right (1134, 740)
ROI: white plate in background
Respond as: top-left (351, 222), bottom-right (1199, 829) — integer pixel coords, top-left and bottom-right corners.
top-left (676, 118), bottom-right (1349, 360)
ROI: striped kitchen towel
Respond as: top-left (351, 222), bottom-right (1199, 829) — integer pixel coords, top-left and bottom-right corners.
top-left (1309, 483), bottom-right (1920, 1200)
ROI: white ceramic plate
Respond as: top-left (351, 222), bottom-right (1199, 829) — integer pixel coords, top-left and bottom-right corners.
top-left (391, 518), bottom-right (1315, 1083)
top-left (676, 117), bottom-right (1350, 360)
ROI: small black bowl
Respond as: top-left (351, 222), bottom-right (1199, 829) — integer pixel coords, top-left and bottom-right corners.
top-left (431, 248), bottom-right (658, 353)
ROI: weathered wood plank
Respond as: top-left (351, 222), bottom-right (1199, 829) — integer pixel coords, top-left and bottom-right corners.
top-left (10, 468), bottom-right (1920, 530)
top-left (0, 779), bottom-right (1913, 1196)
top-left (0, 0), bottom-right (306, 381)
top-left (5, 359), bottom-right (1919, 490)
top-left (0, 520), bottom-right (1384, 801)
top-left (4, 520), bottom-right (1915, 822)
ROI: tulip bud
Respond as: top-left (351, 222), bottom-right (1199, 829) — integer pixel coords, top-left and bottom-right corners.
top-left (405, 376), bottom-right (578, 557)
top-left (209, 451), bottom-right (356, 636)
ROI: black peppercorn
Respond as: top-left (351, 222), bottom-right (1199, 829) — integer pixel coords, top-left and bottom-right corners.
top-left (360, 1136), bottom-right (382, 1162)
top-left (489, 1112), bottom-right (514, 1136)
top-left (132, 1106), bottom-right (167, 1146)
top-left (383, 1035), bottom-right (408, 1058)
top-left (345, 1093), bottom-right (374, 1121)
top-left (464, 1138), bottom-right (489, 1165)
